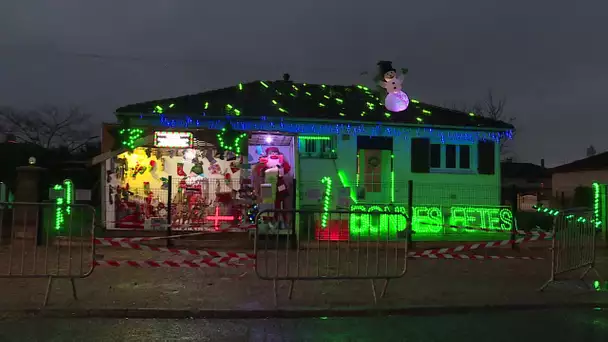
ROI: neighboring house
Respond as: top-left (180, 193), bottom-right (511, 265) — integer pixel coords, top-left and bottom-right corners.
top-left (551, 151), bottom-right (608, 201)
top-left (501, 160), bottom-right (551, 211)
top-left (501, 159), bottom-right (551, 189)
top-left (99, 77), bottom-right (514, 238)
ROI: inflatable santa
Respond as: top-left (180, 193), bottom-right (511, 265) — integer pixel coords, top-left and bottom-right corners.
top-left (258, 147), bottom-right (291, 217)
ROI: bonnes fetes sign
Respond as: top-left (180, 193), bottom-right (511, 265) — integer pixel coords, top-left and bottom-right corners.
top-left (154, 131), bottom-right (193, 148)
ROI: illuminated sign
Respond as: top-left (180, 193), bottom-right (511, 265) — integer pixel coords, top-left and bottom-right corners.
top-left (349, 205), bottom-right (513, 238)
top-left (154, 131), bottom-right (193, 148)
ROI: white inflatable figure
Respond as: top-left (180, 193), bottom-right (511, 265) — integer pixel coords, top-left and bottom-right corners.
top-left (378, 61), bottom-right (409, 112)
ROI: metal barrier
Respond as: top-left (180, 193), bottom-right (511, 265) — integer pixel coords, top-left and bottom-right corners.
top-left (254, 209), bottom-right (409, 304)
top-left (0, 202), bottom-right (96, 306)
top-left (539, 212), bottom-right (603, 291)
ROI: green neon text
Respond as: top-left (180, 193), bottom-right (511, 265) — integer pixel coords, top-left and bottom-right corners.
top-left (348, 205), bottom-right (513, 239)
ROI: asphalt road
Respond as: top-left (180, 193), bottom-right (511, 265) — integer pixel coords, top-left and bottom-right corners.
top-left (0, 309), bottom-right (607, 341)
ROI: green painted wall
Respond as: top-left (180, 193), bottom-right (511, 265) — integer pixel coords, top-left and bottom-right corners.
top-left (297, 129), bottom-right (502, 210)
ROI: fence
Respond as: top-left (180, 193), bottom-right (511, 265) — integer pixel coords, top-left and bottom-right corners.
top-left (539, 211), bottom-right (602, 291)
top-left (0, 202), bottom-right (96, 306)
top-left (107, 177), bottom-right (256, 232)
top-left (254, 209), bottom-right (409, 304)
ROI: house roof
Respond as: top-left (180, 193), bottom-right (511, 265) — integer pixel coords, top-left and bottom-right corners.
top-left (551, 151), bottom-right (608, 174)
top-left (115, 80), bottom-right (514, 130)
top-left (501, 162), bottom-right (551, 179)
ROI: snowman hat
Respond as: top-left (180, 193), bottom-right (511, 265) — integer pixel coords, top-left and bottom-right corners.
top-left (377, 61), bottom-right (396, 76)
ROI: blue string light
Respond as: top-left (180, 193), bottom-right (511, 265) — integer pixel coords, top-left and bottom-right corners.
top-left (149, 115), bottom-right (512, 143)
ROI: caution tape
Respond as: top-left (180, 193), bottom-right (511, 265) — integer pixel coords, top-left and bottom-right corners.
top-left (93, 238), bottom-right (256, 261)
top-left (93, 258), bottom-right (254, 268)
top-left (408, 233), bottom-right (552, 257)
top-left (411, 253), bottom-right (544, 260)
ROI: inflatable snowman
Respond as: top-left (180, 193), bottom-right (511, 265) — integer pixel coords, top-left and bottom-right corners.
top-left (378, 61), bottom-right (409, 112)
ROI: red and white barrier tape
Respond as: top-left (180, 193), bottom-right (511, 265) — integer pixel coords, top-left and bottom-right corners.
top-left (94, 238), bottom-right (256, 261)
top-left (93, 258), bottom-right (254, 268)
top-left (408, 233), bottom-right (552, 257)
top-left (411, 253), bottom-right (544, 260)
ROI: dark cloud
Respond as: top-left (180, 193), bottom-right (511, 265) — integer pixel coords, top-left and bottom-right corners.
top-left (1, 0), bottom-right (607, 166)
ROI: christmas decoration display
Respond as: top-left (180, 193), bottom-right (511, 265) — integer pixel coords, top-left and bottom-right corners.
top-left (377, 61), bottom-right (409, 112)
top-left (106, 65), bottom-right (516, 240)
top-left (109, 134), bottom-right (255, 231)
top-left (176, 162), bottom-right (186, 177)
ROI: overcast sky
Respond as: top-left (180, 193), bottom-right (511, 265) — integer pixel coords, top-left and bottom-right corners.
top-left (1, 0), bottom-right (606, 166)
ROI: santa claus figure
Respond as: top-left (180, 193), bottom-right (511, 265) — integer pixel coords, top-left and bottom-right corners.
top-left (258, 147), bottom-right (291, 221)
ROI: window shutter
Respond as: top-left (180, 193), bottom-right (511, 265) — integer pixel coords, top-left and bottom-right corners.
top-left (478, 140), bottom-right (496, 175)
top-left (411, 138), bottom-right (430, 173)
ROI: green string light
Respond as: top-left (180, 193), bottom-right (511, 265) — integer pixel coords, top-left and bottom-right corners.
top-left (225, 104), bottom-right (242, 116)
top-left (533, 204), bottom-right (594, 223)
top-left (119, 128), bottom-right (145, 150)
top-left (216, 126), bottom-right (248, 155)
top-left (320, 176), bottom-right (333, 229)
top-left (64, 179), bottom-right (73, 215)
top-left (350, 205), bottom-right (514, 239)
top-left (299, 136), bottom-right (331, 141)
top-left (54, 179), bottom-right (74, 230)
top-left (390, 154), bottom-right (395, 203)
top-left (145, 80), bottom-right (488, 128)
top-left (593, 183), bottom-right (602, 228)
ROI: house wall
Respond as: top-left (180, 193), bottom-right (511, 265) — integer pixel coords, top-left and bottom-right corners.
top-left (552, 169), bottom-right (608, 199)
top-left (298, 129), bottom-right (502, 209)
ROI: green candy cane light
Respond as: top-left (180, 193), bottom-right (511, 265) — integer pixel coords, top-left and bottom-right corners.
top-left (320, 176), bottom-right (333, 229)
top-left (54, 179), bottom-right (74, 230)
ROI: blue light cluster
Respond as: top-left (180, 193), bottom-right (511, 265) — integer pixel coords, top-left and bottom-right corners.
top-left (150, 115), bottom-right (513, 142)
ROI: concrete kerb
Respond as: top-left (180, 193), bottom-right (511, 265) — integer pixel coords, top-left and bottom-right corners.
top-left (1, 302), bottom-right (606, 320)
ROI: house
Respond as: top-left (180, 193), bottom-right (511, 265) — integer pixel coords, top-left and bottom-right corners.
top-left (551, 151), bottom-right (608, 205)
top-left (501, 159), bottom-right (551, 211)
top-left (99, 76), bottom-right (514, 239)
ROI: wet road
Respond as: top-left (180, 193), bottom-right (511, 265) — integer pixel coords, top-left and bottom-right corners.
top-left (0, 309), bottom-right (607, 341)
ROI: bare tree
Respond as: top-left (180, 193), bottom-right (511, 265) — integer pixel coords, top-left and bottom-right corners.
top-left (449, 89), bottom-right (515, 159)
top-left (0, 106), bottom-right (98, 152)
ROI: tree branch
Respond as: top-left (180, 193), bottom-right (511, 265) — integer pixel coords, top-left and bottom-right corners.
top-left (0, 106), bottom-right (96, 150)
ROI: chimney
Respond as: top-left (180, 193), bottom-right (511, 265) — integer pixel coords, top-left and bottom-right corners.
top-left (540, 159), bottom-right (545, 168)
top-left (283, 73), bottom-right (291, 82)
